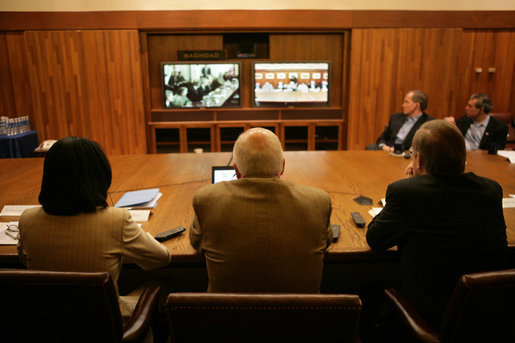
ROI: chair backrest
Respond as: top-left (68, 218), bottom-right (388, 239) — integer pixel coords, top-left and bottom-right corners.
top-left (166, 293), bottom-right (362, 343)
top-left (439, 269), bottom-right (515, 343)
top-left (0, 270), bottom-right (123, 343)
top-left (491, 112), bottom-right (515, 145)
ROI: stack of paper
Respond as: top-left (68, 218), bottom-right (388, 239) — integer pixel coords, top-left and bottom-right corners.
top-left (497, 150), bottom-right (515, 163)
top-left (114, 188), bottom-right (162, 209)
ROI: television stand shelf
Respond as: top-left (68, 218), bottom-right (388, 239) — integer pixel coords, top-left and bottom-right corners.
top-left (149, 119), bottom-right (344, 153)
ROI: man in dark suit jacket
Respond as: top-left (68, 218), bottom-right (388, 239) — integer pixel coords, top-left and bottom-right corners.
top-left (366, 90), bottom-right (434, 151)
top-left (366, 120), bottom-right (507, 330)
top-left (446, 93), bottom-right (508, 151)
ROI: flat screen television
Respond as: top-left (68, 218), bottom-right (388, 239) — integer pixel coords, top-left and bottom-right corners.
top-left (162, 62), bottom-right (241, 108)
top-left (252, 62), bottom-right (330, 107)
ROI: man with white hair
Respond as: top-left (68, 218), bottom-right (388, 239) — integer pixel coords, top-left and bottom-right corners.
top-left (189, 127), bottom-right (333, 292)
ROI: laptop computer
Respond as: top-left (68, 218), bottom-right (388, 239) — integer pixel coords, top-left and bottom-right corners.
top-left (211, 166), bottom-right (237, 184)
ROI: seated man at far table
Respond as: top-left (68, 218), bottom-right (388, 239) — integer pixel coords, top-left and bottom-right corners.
top-left (189, 127), bottom-right (333, 292)
top-left (366, 90), bottom-right (433, 152)
top-left (366, 120), bottom-right (507, 330)
top-left (444, 93), bottom-right (508, 151)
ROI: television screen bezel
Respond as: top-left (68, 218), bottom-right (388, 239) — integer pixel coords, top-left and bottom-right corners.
top-left (251, 61), bottom-right (331, 108)
top-left (161, 61), bottom-right (242, 109)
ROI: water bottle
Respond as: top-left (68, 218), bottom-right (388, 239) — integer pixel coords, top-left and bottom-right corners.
top-left (7, 118), bottom-right (14, 136)
top-left (14, 117), bottom-right (20, 134)
top-left (25, 116), bottom-right (31, 132)
top-left (0, 117), bottom-right (6, 136)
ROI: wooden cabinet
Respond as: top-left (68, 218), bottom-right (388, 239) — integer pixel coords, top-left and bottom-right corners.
top-left (149, 119), bottom-right (343, 153)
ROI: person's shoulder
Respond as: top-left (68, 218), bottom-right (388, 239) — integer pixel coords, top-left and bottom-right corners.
top-left (284, 181), bottom-right (331, 200)
top-left (20, 206), bottom-right (45, 219)
top-left (464, 172), bottom-right (502, 190)
top-left (84, 207), bottom-right (128, 222)
top-left (102, 206), bottom-right (128, 216)
top-left (391, 112), bottom-right (404, 119)
top-left (455, 115), bottom-right (471, 125)
top-left (193, 181), bottom-right (232, 199)
top-left (422, 112), bottom-right (434, 120)
top-left (489, 115), bottom-right (508, 129)
top-left (387, 175), bottom-right (430, 192)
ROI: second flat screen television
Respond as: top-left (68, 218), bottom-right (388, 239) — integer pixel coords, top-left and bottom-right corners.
top-left (162, 62), bottom-right (241, 108)
top-left (253, 62), bottom-right (330, 107)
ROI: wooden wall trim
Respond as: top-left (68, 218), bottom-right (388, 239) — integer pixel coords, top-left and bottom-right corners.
top-left (0, 10), bottom-right (514, 31)
top-left (351, 11), bottom-right (515, 29)
top-left (0, 10), bottom-right (352, 31)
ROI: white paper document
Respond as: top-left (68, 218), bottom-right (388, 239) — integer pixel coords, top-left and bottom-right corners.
top-left (502, 198), bottom-right (515, 208)
top-left (0, 205), bottom-right (41, 216)
top-left (0, 222), bottom-right (19, 245)
top-left (368, 207), bottom-right (383, 218)
top-left (128, 210), bottom-right (151, 222)
top-left (497, 150), bottom-right (515, 163)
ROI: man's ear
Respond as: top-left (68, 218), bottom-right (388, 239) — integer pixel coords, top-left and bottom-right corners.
top-left (233, 163), bottom-right (242, 179)
top-left (280, 158), bottom-right (285, 176)
top-left (416, 154), bottom-right (425, 174)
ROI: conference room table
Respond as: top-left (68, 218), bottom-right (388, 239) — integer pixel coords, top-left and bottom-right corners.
top-left (1, 150), bottom-right (514, 267)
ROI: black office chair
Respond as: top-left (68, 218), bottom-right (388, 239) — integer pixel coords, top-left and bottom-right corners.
top-left (385, 269), bottom-right (515, 343)
top-left (166, 292), bottom-right (362, 342)
top-left (0, 270), bottom-right (162, 343)
top-left (491, 112), bottom-right (515, 149)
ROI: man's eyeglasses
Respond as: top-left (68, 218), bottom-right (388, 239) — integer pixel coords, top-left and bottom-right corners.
top-left (4, 223), bottom-right (18, 240)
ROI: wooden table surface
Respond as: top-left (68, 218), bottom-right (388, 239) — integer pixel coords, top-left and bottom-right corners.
top-left (1, 150), bottom-right (514, 264)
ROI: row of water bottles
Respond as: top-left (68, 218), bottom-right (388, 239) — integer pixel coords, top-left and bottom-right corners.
top-left (0, 116), bottom-right (31, 136)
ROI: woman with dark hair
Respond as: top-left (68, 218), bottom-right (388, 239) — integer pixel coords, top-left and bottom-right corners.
top-left (17, 136), bottom-right (171, 318)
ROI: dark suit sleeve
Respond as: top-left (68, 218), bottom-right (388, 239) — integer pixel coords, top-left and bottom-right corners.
top-left (402, 113), bottom-right (434, 150)
top-left (490, 118), bottom-right (508, 150)
top-left (376, 116), bottom-right (395, 147)
top-left (366, 183), bottom-right (405, 250)
top-left (455, 116), bottom-right (470, 137)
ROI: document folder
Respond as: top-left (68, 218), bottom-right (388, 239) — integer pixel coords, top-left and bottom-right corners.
top-left (114, 188), bottom-right (160, 208)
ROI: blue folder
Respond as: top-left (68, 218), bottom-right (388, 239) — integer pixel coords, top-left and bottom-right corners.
top-left (114, 188), bottom-right (160, 208)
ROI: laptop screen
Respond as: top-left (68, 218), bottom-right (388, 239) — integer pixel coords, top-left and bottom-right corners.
top-left (212, 166), bottom-right (237, 184)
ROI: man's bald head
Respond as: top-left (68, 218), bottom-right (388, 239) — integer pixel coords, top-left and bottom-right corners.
top-left (233, 127), bottom-right (284, 177)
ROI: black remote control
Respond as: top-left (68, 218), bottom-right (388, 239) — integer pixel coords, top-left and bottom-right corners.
top-left (351, 212), bottom-right (366, 228)
top-left (155, 226), bottom-right (186, 242)
top-left (331, 224), bottom-right (340, 242)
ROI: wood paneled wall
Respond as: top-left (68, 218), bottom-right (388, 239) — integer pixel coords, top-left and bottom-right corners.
top-left (1, 11), bottom-right (514, 152)
top-left (457, 30), bottom-right (515, 115)
top-left (270, 34), bottom-right (344, 107)
top-left (0, 32), bottom-right (32, 116)
top-left (347, 28), bottom-right (462, 150)
top-left (347, 28), bottom-right (515, 150)
top-left (22, 30), bottom-right (146, 154)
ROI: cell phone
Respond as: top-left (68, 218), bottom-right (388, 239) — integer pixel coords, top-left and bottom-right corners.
top-left (154, 226), bottom-right (186, 242)
top-left (331, 224), bottom-right (340, 243)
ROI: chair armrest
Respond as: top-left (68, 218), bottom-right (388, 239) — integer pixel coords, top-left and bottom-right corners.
top-left (122, 285), bottom-right (163, 343)
top-left (384, 289), bottom-right (440, 343)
